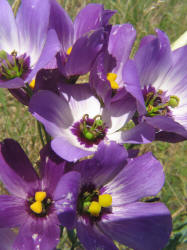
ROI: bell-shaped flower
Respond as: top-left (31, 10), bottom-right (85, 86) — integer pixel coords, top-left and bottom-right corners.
top-left (49, 0), bottom-right (115, 79)
top-left (0, 0), bottom-right (60, 89)
top-left (129, 29), bottom-right (187, 142)
top-left (57, 141), bottom-right (172, 250)
top-left (29, 83), bottom-right (155, 162)
top-left (0, 139), bottom-right (80, 249)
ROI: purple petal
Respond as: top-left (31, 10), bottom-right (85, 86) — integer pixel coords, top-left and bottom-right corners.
top-left (145, 116), bottom-right (187, 138)
top-left (64, 28), bottom-right (104, 76)
top-left (49, 0), bottom-right (73, 54)
top-left (51, 137), bottom-right (94, 162)
top-left (135, 29), bottom-right (172, 88)
top-left (104, 152), bottom-right (164, 205)
top-left (0, 195), bottom-right (26, 227)
top-left (155, 131), bottom-right (187, 142)
top-left (119, 122), bottom-right (155, 144)
top-left (76, 217), bottom-right (117, 250)
top-left (29, 90), bottom-right (73, 137)
top-left (99, 202), bottom-right (172, 250)
top-left (75, 141), bottom-right (128, 187)
top-left (0, 228), bottom-right (16, 250)
top-left (109, 24), bottom-right (136, 73)
top-left (16, 0), bottom-right (50, 65)
top-left (13, 213), bottom-right (60, 250)
top-left (8, 88), bottom-right (30, 106)
top-left (0, 0), bottom-right (18, 53)
top-left (0, 139), bottom-right (39, 198)
top-left (74, 4), bottom-right (113, 39)
top-left (0, 78), bottom-right (25, 89)
top-left (26, 29), bottom-right (61, 83)
top-left (54, 171), bottom-right (81, 229)
top-left (123, 60), bottom-right (146, 114)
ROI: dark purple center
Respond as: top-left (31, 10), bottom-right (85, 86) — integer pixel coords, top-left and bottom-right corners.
top-left (71, 115), bottom-right (107, 148)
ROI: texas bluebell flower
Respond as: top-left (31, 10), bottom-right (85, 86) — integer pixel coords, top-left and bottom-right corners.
top-left (0, 139), bottom-right (80, 249)
top-left (57, 141), bottom-right (172, 250)
top-left (49, 0), bottom-right (115, 80)
top-left (0, 0), bottom-right (60, 88)
top-left (28, 83), bottom-right (155, 162)
top-left (131, 29), bottom-right (187, 141)
top-left (0, 228), bottom-right (16, 250)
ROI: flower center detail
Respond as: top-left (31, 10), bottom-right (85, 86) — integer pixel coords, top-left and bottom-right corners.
top-left (142, 85), bottom-right (180, 117)
top-left (107, 72), bottom-right (119, 89)
top-left (66, 46), bottom-right (72, 56)
top-left (0, 50), bottom-right (31, 81)
top-left (29, 191), bottom-right (52, 217)
top-left (78, 185), bottom-right (112, 218)
top-left (71, 114), bottom-right (107, 148)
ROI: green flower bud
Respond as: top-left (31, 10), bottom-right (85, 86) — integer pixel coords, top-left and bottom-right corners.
top-left (168, 96), bottom-right (180, 108)
top-left (84, 131), bottom-right (95, 140)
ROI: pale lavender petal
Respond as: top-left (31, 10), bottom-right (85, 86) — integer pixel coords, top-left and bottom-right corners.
top-left (49, 0), bottom-right (73, 54)
top-left (0, 0), bottom-right (19, 53)
top-left (0, 195), bottom-right (26, 227)
top-left (104, 152), bottom-right (164, 205)
top-left (0, 228), bottom-right (16, 250)
top-left (29, 90), bottom-right (73, 137)
top-left (51, 137), bottom-right (93, 162)
top-left (135, 29), bottom-right (172, 89)
top-left (145, 116), bottom-right (187, 138)
top-left (54, 171), bottom-right (81, 229)
top-left (64, 28), bottom-right (104, 76)
top-left (13, 213), bottom-right (60, 250)
top-left (123, 60), bottom-right (146, 114)
top-left (74, 4), bottom-right (112, 39)
top-left (75, 141), bottom-right (128, 187)
top-left (0, 78), bottom-right (24, 89)
top-left (26, 29), bottom-right (61, 82)
top-left (0, 139), bottom-right (39, 198)
top-left (77, 217), bottom-right (117, 250)
top-left (99, 202), bottom-right (172, 250)
top-left (109, 24), bottom-right (136, 73)
top-left (16, 0), bottom-right (50, 65)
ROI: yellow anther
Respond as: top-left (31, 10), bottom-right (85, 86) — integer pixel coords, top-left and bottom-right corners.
top-left (66, 46), bottom-right (72, 55)
top-left (35, 191), bottom-right (46, 202)
top-left (107, 73), bottom-right (119, 89)
top-left (88, 201), bottom-right (101, 217)
top-left (107, 72), bottom-right (117, 81)
top-left (30, 201), bottom-right (42, 214)
top-left (29, 79), bottom-right (35, 89)
top-left (99, 194), bottom-right (112, 208)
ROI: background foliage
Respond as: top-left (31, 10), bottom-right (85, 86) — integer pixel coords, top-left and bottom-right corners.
top-left (2, 0), bottom-right (187, 249)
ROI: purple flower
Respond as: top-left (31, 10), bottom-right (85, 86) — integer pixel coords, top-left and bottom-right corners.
top-left (0, 139), bottom-right (80, 249)
top-left (49, 0), bottom-right (115, 78)
top-left (0, 0), bottom-right (60, 88)
top-left (28, 83), bottom-right (153, 162)
top-left (0, 228), bottom-right (16, 250)
top-left (90, 24), bottom-right (137, 105)
top-left (131, 29), bottom-right (187, 141)
top-left (57, 141), bottom-right (172, 250)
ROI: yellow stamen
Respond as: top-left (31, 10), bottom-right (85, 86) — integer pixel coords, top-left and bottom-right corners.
top-left (66, 46), bottom-right (72, 55)
top-left (88, 201), bottom-right (101, 217)
top-left (30, 201), bottom-right (42, 214)
top-left (107, 72), bottom-right (119, 89)
top-left (35, 191), bottom-right (46, 202)
top-left (99, 194), bottom-right (112, 207)
top-left (29, 79), bottom-right (35, 89)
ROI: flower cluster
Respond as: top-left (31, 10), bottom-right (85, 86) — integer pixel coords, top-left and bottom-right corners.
top-left (1, 0), bottom-right (187, 249)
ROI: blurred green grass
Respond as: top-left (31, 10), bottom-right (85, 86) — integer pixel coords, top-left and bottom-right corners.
top-left (1, 0), bottom-right (187, 249)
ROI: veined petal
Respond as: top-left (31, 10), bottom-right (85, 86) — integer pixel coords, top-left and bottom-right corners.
top-left (54, 171), bottom-right (81, 229)
top-left (0, 78), bottom-right (25, 89)
top-left (49, 0), bottom-right (73, 54)
top-left (29, 90), bottom-right (74, 137)
top-left (13, 213), bottom-right (60, 250)
top-left (16, 0), bottom-right (50, 65)
top-left (0, 228), bottom-right (16, 250)
top-left (0, 195), bottom-right (26, 227)
top-left (76, 216), bottom-right (117, 250)
top-left (104, 152), bottom-right (164, 205)
top-left (0, 139), bottom-right (39, 198)
top-left (0, 0), bottom-right (19, 53)
top-left (99, 202), bottom-right (172, 250)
